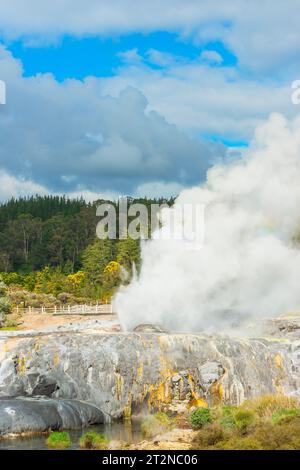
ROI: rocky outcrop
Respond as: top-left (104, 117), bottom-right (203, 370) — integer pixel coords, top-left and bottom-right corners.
top-left (1, 322), bottom-right (300, 422)
top-left (0, 396), bottom-right (104, 437)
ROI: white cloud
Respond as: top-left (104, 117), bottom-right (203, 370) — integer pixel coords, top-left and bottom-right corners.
top-left (0, 169), bottom-right (48, 200)
top-left (100, 60), bottom-right (297, 141)
top-left (0, 1), bottom-right (299, 74)
top-left (118, 48), bottom-right (143, 64)
top-left (146, 49), bottom-right (177, 67)
top-left (200, 50), bottom-right (223, 65)
top-left (0, 45), bottom-right (221, 200)
top-left (0, 168), bottom-right (119, 202)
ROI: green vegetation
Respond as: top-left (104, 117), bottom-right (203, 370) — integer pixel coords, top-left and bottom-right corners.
top-left (46, 431), bottom-right (71, 449)
top-left (234, 409), bottom-right (256, 433)
top-left (0, 195), bottom-right (174, 302)
top-left (191, 395), bottom-right (300, 450)
top-left (0, 277), bottom-right (12, 327)
top-left (141, 412), bottom-right (174, 438)
top-left (79, 431), bottom-right (108, 450)
top-left (189, 407), bottom-right (212, 429)
top-left (272, 407), bottom-right (300, 424)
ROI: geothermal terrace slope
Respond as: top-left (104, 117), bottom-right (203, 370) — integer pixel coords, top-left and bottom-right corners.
top-left (0, 315), bottom-right (299, 436)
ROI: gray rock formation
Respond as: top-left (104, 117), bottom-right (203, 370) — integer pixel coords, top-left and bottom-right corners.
top-left (1, 317), bottom-right (300, 429)
top-left (133, 323), bottom-right (168, 333)
top-left (0, 396), bottom-right (104, 436)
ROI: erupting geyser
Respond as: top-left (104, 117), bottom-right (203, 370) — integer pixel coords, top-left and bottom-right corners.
top-left (115, 114), bottom-right (300, 332)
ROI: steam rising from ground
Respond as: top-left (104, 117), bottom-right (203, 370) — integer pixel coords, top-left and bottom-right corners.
top-left (115, 114), bottom-right (300, 333)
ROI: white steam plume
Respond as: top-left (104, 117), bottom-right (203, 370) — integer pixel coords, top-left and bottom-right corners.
top-left (115, 113), bottom-right (300, 333)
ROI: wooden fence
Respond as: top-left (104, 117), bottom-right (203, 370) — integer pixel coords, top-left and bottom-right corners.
top-left (15, 304), bottom-right (114, 316)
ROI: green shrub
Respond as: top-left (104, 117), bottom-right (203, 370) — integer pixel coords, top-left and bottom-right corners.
top-left (79, 432), bottom-right (108, 450)
top-left (189, 407), bottom-right (212, 429)
top-left (190, 396), bottom-right (300, 449)
top-left (272, 407), bottom-right (300, 424)
top-left (192, 423), bottom-right (225, 449)
top-left (0, 296), bottom-right (12, 315)
top-left (251, 418), bottom-right (300, 450)
top-left (217, 436), bottom-right (262, 450)
top-left (154, 412), bottom-right (174, 426)
top-left (46, 431), bottom-right (71, 449)
top-left (222, 405), bottom-right (237, 416)
top-left (219, 414), bottom-right (236, 429)
top-left (218, 405), bottom-right (237, 429)
top-left (234, 410), bottom-right (255, 434)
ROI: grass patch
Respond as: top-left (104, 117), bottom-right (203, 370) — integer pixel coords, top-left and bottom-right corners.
top-left (46, 431), bottom-right (71, 449)
top-left (272, 407), bottom-right (300, 424)
top-left (240, 394), bottom-right (299, 418)
top-left (234, 410), bottom-right (256, 434)
top-left (0, 326), bottom-right (18, 331)
top-left (79, 432), bottom-right (108, 450)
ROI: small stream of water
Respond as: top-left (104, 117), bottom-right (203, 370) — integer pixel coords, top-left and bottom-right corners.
top-left (0, 422), bottom-right (143, 450)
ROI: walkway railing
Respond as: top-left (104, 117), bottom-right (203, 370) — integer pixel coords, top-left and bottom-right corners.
top-left (15, 304), bottom-right (114, 316)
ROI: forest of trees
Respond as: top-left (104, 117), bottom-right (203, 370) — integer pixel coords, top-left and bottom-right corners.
top-left (0, 195), bottom-right (174, 302)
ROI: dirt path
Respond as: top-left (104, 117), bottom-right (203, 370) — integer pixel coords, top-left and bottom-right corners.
top-left (16, 313), bottom-right (118, 330)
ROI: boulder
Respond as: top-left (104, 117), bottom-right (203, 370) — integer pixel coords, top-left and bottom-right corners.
top-left (0, 396), bottom-right (104, 437)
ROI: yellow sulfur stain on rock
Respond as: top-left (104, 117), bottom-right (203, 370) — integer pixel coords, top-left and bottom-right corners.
top-left (115, 372), bottom-right (124, 401)
top-left (123, 393), bottom-right (132, 420)
top-left (273, 353), bottom-right (286, 394)
top-left (148, 379), bottom-right (172, 411)
top-left (210, 380), bottom-right (224, 405)
top-left (157, 336), bottom-right (171, 352)
top-left (188, 397), bottom-right (208, 408)
top-left (136, 363), bottom-right (143, 380)
top-left (53, 354), bottom-right (60, 367)
top-left (274, 353), bottom-right (283, 369)
top-left (146, 352), bottom-right (176, 410)
top-left (17, 355), bottom-right (26, 375)
top-left (187, 373), bottom-right (208, 408)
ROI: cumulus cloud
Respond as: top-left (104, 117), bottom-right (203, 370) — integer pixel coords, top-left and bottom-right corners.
top-left (0, 45), bottom-right (222, 200)
top-left (0, 169), bottom-right (47, 200)
top-left (100, 59), bottom-right (297, 141)
top-left (0, 168), bottom-right (119, 202)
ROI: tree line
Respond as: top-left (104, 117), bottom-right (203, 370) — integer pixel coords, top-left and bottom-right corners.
top-left (0, 195), bottom-right (174, 301)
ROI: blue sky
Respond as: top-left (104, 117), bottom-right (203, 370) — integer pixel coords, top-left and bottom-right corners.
top-left (0, 0), bottom-right (299, 201)
top-left (9, 33), bottom-right (237, 81)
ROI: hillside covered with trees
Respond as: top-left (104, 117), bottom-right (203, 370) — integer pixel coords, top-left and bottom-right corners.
top-left (0, 195), bottom-right (174, 305)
